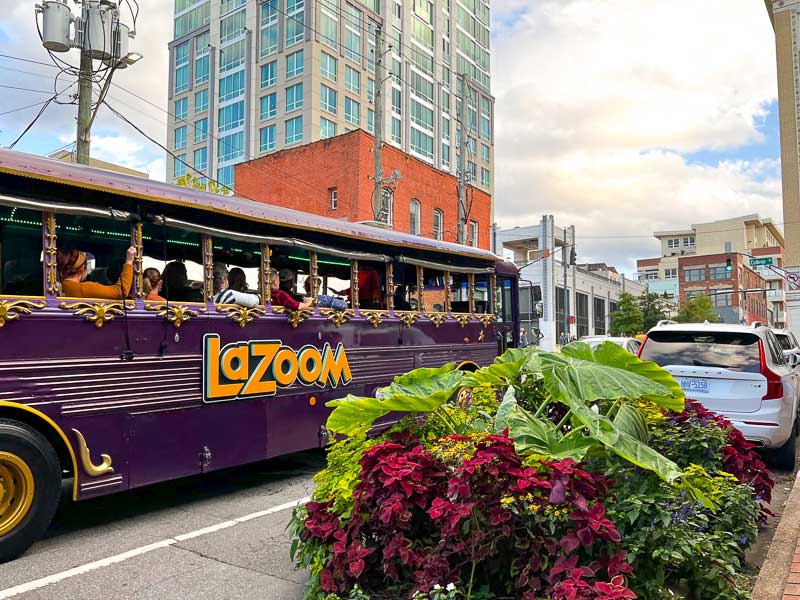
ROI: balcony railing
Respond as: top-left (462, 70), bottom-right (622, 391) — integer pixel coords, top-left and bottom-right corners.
top-left (767, 289), bottom-right (785, 300)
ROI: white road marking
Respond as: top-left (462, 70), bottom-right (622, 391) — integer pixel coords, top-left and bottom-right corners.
top-left (0, 496), bottom-right (310, 599)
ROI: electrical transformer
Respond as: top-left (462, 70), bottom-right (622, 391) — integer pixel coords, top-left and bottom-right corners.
top-left (40, 0), bottom-right (73, 53)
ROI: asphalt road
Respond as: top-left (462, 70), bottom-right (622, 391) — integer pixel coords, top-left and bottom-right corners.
top-left (0, 451), bottom-right (325, 600)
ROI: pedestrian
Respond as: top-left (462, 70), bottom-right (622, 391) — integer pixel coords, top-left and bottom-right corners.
top-left (520, 328), bottom-right (529, 348)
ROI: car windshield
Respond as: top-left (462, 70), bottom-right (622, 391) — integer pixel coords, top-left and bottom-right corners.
top-left (775, 333), bottom-right (794, 351)
top-left (639, 330), bottom-right (761, 373)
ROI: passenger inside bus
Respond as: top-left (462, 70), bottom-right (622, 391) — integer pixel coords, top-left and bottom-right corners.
top-left (393, 285), bottom-right (412, 311)
top-left (162, 261), bottom-right (204, 302)
top-left (213, 264), bottom-right (259, 307)
top-left (57, 246), bottom-right (135, 300)
top-left (332, 266), bottom-right (383, 309)
top-left (278, 268), bottom-right (305, 302)
top-left (142, 268), bottom-right (166, 302)
top-left (303, 277), bottom-right (347, 310)
top-left (270, 269), bottom-right (313, 311)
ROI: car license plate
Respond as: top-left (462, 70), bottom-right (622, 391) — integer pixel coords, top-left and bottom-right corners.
top-left (679, 379), bottom-right (710, 394)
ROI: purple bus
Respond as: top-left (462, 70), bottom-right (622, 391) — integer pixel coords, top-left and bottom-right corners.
top-left (0, 149), bottom-right (519, 561)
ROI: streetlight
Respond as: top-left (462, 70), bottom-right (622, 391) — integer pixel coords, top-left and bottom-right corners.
top-left (35, 0), bottom-right (141, 165)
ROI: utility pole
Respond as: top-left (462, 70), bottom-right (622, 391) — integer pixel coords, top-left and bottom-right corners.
top-left (563, 243), bottom-right (569, 342)
top-left (456, 73), bottom-right (470, 244)
top-left (372, 24), bottom-right (384, 221)
top-left (76, 47), bottom-right (93, 165)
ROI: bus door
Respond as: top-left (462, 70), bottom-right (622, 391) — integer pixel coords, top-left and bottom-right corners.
top-left (495, 276), bottom-right (517, 352)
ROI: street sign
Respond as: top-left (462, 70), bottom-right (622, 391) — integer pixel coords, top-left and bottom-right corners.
top-left (750, 257), bottom-right (773, 267)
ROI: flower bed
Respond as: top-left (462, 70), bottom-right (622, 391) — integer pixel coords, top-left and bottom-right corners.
top-left (289, 344), bottom-right (773, 600)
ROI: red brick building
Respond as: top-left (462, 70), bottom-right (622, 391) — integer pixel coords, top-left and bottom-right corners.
top-left (679, 253), bottom-right (768, 324)
top-left (234, 130), bottom-right (492, 250)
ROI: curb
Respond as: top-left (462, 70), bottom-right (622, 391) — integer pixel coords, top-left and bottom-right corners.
top-left (751, 470), bottom-right (800, 599)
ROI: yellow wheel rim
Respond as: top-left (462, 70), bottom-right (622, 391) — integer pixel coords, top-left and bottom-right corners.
top-left (0, 452), bottom-right (35, 537)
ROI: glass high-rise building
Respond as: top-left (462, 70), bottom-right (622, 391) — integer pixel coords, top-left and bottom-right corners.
top-left (166, 0), bottom-right (493, 193)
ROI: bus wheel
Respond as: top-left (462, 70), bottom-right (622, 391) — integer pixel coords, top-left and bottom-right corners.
top-left (0, 419), bottom-right (62, 563)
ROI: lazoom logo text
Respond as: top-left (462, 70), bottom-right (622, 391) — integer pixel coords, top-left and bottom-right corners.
top-left (203, 334), bottom-right (352, 403)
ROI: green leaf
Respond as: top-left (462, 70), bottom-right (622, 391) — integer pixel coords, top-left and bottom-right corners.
top-left (494, 385), bottom-right (519, 433)
top-left (613, 402), bottom-right (649, 443)
top-left (560, 341), bottom-right (685, 411)
top-left (506, 405), bottom-right (592, 460)
top-left (325, 364), bottom-right (464, 435)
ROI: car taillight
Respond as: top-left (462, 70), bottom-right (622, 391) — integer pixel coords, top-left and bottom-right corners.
top-left (637, 336), bottom-right (647, 358)
top-left (759, 341), bottom-right (784, 400)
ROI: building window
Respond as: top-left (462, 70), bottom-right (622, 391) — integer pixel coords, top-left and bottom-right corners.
top-left (218, 131), bottom-right (244, 162)
top-left (286, 116), bottom-right (303, 144)
top-left (667, 238), bottom-right (680, 249)
top-left (664, 268), bottom-right (677, 279)
top-left (286, 83), bottom-right (304, 112)
top-left (217, 165), bottom-right (235, 191)
top-left (684, 268), bottom-right (705, 282)
top-left (345, 97), bottom-right (360, 125)
top-left (219, 70), bottom-right (245, 102)
top-left (220, 8), bottom-right (246, 44)
top-left (194, 32), bottom-right (209, 85)
top-left (194, 118), bottom-right (208, 143)
top-left (174, 1), bottom-right (210, 38)
top-left (481, 168), bottom-right (489, 187)
top-left (345, 65), bottom-right (361, 94)
top-left (194, 147), bottom-right (208, 171)
top-left (260, 93), bottom-right (277, 120)
top-left (259, 124), bottom-right (276, 151)
top-left (261, 0), bottom-right (279, 57)
top-left (219, 39), bottom-right (245, 72)
top-left (468, 220), bottom-right (478, 247)
top-left (260, 61), bottom-right (277, 88)
top-left (711, 289), bottom-right (733, 307)
top-left (410, 98), bottom-right (433, 130)
top-left (441, 143), bottom-right (450, 167)
top-left (468, 162), bottom-right (477, 180)
top-left (684, 236), bottom-right (695, 247)
top-left (480, 143), bottom-right (490, 164)
top-left (194, 89), bottom-right (208, 113)
top-left (367, 109), bottom-right (375, 133)
top-left (480, 96), bottom-right (491, 141)
top-left (286, 49), bottom-right (304, 78)
top-left (286, 0), bottom-right (305, 46)
top-left (433, 209), bottom-right (443, 240)
top-left (392, 88), bottom-right (402, 115)
top-left (218, 101), bottom-right (245, 133)
top-left (321, 52), bottom-right (337, 81)
top-left (410, 127), bottom-right (433, 160)
top-left (174, 154), bottom-right (187, 178)
top-left (709, 266), bottom-right (730, 280)
top-left (175, 126), bottom-right (187, 150)
top-left (175, 97), bottom-right (188, 121)
top-left (409, 199), bottom-right (421, 235)
top-left (174, 41), bottom-right (189, 94)
top-left (344, 4), bottom-right (362, 62)
top-left (378, 189), bottom-right (393, 225)
top-left (321, 84), bottom-right (337, 114)
top-left (593, 297), bottom-right (606, 335)
top-left (321, 117), bottom-right (337, 139)
top-left (320, 0), bottom-right (338, 49)
top-left (330, 187), bottom-right (338, 210)
top-left (220, 0), bottom-right (246, 15)
top-left (368, 78), bottom-right (375, 103)
top-left (392, 116), bottom-right (401, 144)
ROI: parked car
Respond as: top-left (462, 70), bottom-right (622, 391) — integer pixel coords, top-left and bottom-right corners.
top-left (581, 335), bottom-right (641, 355)
top-left (638, 322), bottom-right (800, 470)
top-left (773, 328), bottom-right (800, 362)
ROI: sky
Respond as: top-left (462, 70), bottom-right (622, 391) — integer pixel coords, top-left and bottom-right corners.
top-left (0, 0), bottom-right (784, 276)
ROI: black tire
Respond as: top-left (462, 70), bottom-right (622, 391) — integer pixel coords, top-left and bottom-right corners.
top-left (771, 419), bottom-right (798, 472)
top-left (0, 419), bottom-right (62, 563)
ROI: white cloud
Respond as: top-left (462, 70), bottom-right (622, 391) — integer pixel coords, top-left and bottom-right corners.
top-left (492, 0), bottom-right (781, 274)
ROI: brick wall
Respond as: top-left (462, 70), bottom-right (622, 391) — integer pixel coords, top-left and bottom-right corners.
top-left (234, 130), bottom-right (493, 249)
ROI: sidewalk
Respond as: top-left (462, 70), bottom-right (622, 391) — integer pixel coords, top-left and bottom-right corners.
top-left (752, 471), bottom-right (800, 599)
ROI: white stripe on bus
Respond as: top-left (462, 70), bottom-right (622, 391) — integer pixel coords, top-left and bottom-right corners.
top-left (0, 495), bottom-right (310, 599)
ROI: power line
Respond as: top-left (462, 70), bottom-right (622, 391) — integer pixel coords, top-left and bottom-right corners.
top-left (0, 100), bottom-right (51, 117)
top-left (0, 84), bottom-right (57, 95)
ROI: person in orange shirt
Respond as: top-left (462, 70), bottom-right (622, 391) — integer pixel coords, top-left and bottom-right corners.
top-left (58, 246), bottom-right (135, 300)
top-left (142, 267), bottom-right (166, 302)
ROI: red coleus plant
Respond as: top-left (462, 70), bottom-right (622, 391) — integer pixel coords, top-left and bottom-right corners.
top-left (300, 430), bottom-right (635, 599)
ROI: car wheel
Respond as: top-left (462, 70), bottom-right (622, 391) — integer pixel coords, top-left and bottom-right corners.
top-left (771, 419), bottom-right (799, 472)
top-left (0, 419), bottom-right (62, 563)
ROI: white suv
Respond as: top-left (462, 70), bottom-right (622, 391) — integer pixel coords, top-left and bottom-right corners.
top-left (774, 328), bottom-right (800, 363)
top-left (639, 322), bottom-right (800, 470)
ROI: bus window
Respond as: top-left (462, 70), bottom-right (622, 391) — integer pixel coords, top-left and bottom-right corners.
top-left (56, 214), bottom-right (133, 300)
top-left (356, 260), bottom-right (387, 310)
top-left (496, 277), bottom-right (513, 323)
top-left (423, 268), bottom-right (447, 314)
top-left (474, 274), bottom-right (491, 314)
top-left (450, 272), bottom-right (470, 314)
top-left (212, 239), bottom-right (262, 304)
top-left (311, 252), bottom-right (350, 308)
top-left (271, 246), bottom-right (309, 305)
top-left (393, 262), bottom-right (418, 312)
top-left (141, 224), bottom-right (204, 303)
top-left (0, 207), bottom-right (44, 296)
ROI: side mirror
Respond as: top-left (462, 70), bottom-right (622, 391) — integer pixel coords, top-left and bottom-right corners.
top-left (789, 353), bottom-right (800, 368)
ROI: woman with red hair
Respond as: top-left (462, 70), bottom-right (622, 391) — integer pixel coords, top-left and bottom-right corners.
top-left (57, 246), bottom-right (135, 299)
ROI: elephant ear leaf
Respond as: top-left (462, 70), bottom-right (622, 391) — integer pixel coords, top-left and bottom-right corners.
top-left (506, 404), bottom-right (591, 460)
top-left (613, 403), bottom-right (649, 443)
top-left (494, 386), bottom-right (518, 433)
top-left (325, 364), bottom-right (464, 436)
top-left (550, 341), bottom-right (684, 412)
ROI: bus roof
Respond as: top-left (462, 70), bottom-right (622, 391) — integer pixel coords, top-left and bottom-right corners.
top-left (0, 149), bottom-right (508, 266)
